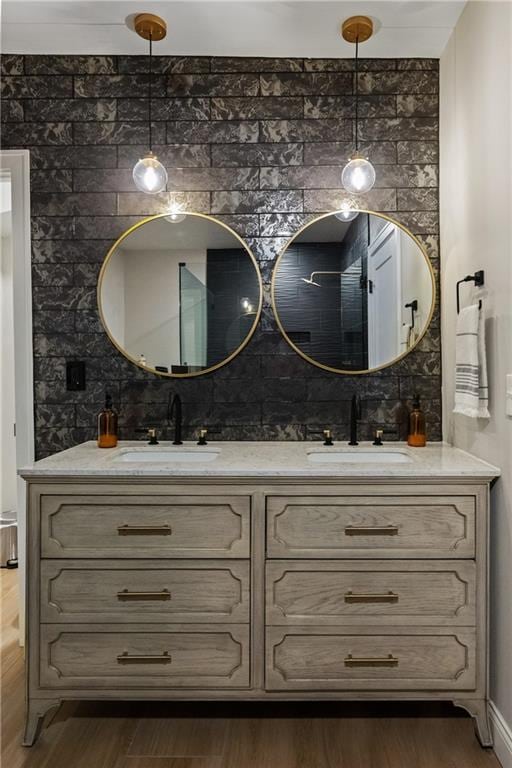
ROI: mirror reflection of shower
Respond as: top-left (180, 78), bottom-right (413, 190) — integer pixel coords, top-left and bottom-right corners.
top-left (273, 211), bottom-right (433, 373)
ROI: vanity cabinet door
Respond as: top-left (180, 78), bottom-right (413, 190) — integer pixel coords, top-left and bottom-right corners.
top-left (40, 624), bottom-right (250, 689)
top-left (266, 627), bottom-right (476, 691)
top-left (266, 560), bottom-right (476, 627)
top-left (41, 560), bottom-right (250, 624)
top-left (266, 495), bottom-right (475, 559)
top-left (40, 495), bottom-right (250, 558)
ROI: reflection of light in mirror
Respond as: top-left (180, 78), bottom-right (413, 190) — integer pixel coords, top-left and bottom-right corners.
top-left (241, 297), bottom-right (255, 314)
top-left (335, 204), bottom-right (359, 223)
top-left (341, 155), bottom-right (376, 194)
top-left (132, 153), bottom-right (168, 194)
top-left (165, 199), bottom-right (186, 223)
top-left (165, 211), bottom-right (187, 223)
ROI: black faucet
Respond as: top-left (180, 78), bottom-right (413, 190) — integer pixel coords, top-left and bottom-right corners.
top-left (168, 394), bottom-right (183, 445)
top-left (348, 393), bottom-right (362, 446)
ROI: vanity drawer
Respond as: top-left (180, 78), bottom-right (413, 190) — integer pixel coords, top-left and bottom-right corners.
top-left (266, 627), bottom-right (476, 691)
top-left (41, 560), bottom-right (250, 624)
top-left (40, 494), bottom-right (250, 558)
top-left (266, 495), bottom-right (475, 559)
top-left (266, 560), bottom-right (476, 626)
top-left (40, 624), bottom-right (250, 689)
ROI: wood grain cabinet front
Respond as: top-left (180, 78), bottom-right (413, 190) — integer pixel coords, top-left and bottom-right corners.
top-left (24, 479), bottom-right (493, 749)
top-left (40, 624), bottom-right (250, 689)
top-left (41, 560), bottom-right (250, 624)
top-left (266, 627), bottom-right (477, 691)
top-left (266, 560), bottom-right (476, 627)
top-left (40, 494), bottom-right (250, 558)
top-left (266, 495), bottom-right (476, 559)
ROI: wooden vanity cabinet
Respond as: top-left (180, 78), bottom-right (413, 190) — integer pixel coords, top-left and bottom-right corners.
top-left (24, 479), bottom-right (491, 747)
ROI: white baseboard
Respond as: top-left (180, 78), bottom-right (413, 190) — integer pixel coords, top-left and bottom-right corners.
top-left (490, 701), bottom-right (512, 768)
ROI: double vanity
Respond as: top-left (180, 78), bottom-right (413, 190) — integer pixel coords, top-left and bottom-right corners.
top-left (20, 209), bottom-right (498, 747)
top-left (21, 440), bottom-right (499, 746)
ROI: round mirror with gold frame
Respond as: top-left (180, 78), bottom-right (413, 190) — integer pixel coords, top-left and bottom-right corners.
top-left (98, 212), bottom-right (263, 378)
top-left (271, 210), bottom-right (435, 375)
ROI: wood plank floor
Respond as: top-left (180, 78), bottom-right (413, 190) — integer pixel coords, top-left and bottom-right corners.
top-left (1, 569), bottom-right (501, 768)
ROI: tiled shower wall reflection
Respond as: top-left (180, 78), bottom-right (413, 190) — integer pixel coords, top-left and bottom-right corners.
top-left (0, 54), bottom-right (440, 458)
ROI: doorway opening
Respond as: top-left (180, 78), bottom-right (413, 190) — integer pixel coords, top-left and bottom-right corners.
top-left (0, 150), bottom-right (34, 641)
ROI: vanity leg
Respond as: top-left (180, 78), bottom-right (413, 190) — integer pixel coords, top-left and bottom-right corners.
top-left (23, 698), bottom-right (61, 746)
top-left (453, 699), bottom-right (493, 747)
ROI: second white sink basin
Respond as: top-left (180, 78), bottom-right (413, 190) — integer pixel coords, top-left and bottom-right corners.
top-left (307, 450), bottom-right (412, 464)
top-left (115, 449), bottom-right (220, 463)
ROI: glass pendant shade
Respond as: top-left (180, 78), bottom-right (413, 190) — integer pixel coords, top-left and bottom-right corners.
top-left (341, 154), bottom-right (376, 195)
top-left (132, 153), bottom-right (168, 195)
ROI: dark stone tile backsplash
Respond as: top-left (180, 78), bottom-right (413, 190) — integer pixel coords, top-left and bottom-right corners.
top-left (0, 54), bottom-right (441, 458)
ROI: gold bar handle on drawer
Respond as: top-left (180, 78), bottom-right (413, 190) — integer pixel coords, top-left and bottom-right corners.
top-left (344, 525), bottom-right (398, 536)
top-left (344, 590), bottom-right (399, 604)
top-left (117, 589), bottom-right (171, 602)
top-left (117, 651), bottom-right (172, 665)
top-left (117, 524), bottom-right (172, 536)
top-left (344, 653), bottom-right (398, 668)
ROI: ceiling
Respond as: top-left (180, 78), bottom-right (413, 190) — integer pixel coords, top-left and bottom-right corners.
top-left (2, 1), bottom-right (466, 58)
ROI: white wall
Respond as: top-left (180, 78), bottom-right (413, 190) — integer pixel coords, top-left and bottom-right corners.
top-left (399, 228), bottom-right (432, 335)
top-left (101, 245), bottom-right (126, 347)
top-left (1, 225), bottom-right (17, 513)
top-left (124, 248), bottom-right (206, 369)
top-left (440, 0), bottom-right (512, 754)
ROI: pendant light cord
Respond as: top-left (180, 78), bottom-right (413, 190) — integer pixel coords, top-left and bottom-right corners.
top-left (148, 34), bottom-right (153, 153)
top-left (354, 35), bottom-right (359, 152)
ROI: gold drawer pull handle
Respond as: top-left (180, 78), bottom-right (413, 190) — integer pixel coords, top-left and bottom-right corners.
top-left (344, 653), bottom-right (399, 668)
top-left (344, 591), bottom-right (399, 604)
top-left (345, 525), bottom-right (398, 537)
top-left (117, 651), bottom-right (172, 665)
top-left (117, 524), bottom-right (172, 536)
top-left (117, 589), bottom-right (171, 602)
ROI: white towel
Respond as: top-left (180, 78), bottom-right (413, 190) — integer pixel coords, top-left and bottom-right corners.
top-left (453, 304), bottom-right (490, 418)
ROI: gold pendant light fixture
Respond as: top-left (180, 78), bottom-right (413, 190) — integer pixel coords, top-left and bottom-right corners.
top-left (340, 15), bottom-right (376, 195)
top-left (131, 13), bottom-right (168, 194)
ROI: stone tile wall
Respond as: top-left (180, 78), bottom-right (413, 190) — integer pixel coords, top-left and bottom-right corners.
top-left (0, 54), bottom-right (440, 457)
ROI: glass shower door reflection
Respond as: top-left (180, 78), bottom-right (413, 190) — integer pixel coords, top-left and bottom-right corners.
top-left (179, 264), bottom-right (207, 369)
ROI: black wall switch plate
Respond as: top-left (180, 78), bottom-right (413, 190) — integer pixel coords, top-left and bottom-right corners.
top-left (66, 360), bottom-right (86, 391)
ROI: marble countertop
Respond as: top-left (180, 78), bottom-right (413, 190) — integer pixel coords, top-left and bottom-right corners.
top-left (20, 441), bottom-right (500, 480)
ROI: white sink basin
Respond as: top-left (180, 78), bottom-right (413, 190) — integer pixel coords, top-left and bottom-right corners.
top-left (307, 450), bottom-right (412, 464)
top-left (115, 449), bottom-right (220, 463)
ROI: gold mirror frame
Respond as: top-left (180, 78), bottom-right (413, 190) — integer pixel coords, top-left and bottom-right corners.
top-left (271, 210), bottom-right (436, 375)
top-left (97, 212), bottom-right (263, 378)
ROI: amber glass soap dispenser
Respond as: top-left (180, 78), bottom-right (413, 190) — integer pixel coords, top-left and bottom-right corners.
top-left (97, 392), bottom-right (118, 448)
top-left (407, 393), bottom-right (426, 447)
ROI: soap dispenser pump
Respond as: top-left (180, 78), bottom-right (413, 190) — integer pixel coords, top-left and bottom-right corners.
top-left (97, 392), bottom-right (118, 448)
top-left (407, 393), bottom-right (426, 447)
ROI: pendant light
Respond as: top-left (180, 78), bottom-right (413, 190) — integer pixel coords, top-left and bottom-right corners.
top-left (132, 13), bottom-right (168, 195)
top-left (341, 15), bottom-right (376, 195)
